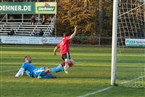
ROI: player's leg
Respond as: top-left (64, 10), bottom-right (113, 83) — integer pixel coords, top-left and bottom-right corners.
top-left (44, 66), bottom-right (64, 73)
top-left (64, 58), bottom-right (76, 72)
top-left (33, 67), bottom-right (47, 78)
top-left (40, 68), bottom-right (56, 78)
top-left (41, 62), bottom-right (65, 73)
top-left (64, 52), bottom-right (71, 74)
top-left (68, 59), bottom-right (75, 67)
top-left (50, 64), bottom-right (64, 73)
top-left (33, 67), bottom-right (54, 79)
top-left (38, 74), bottom-right (56, 79)
top-left (64, 58), bottom-right (70, 74)
top-left (44, 67), bottom-right (50, 73)
top-left (61, 56), bottom-right (69, 74)
top-left (49, 60), bottom-right (75, 73)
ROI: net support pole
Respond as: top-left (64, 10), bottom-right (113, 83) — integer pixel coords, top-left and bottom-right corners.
top-left (111, 0), bottom-right (118, 86)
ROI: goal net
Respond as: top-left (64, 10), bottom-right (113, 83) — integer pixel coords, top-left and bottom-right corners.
top-left (117, 0), bottom-right (145, 88)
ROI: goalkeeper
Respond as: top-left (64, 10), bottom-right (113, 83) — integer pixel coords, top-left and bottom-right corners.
top-left (15, 55), bottom-right (75, 79)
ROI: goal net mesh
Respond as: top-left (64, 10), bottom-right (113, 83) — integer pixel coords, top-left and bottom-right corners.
top-left (117, 0), bottom-right (145, 88)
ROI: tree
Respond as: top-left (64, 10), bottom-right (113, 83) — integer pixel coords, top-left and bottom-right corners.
top-left (56, 0), bottom-right (97, 36)
top-left (56, 0), bottom-right (113, 37)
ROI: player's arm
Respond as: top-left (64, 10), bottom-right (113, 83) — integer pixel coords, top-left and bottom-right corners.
top-left (69, 26), bottom-right (77, 40)
top-left (53, 46), bottom-right (58, 56)
top-left (15, 68), bottom-right (24, 78)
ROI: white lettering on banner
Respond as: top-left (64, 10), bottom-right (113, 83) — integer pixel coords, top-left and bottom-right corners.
top-left (23, 6), bottom-right (31, 11)
top-left (48, 37), bottom-right (62, 44)
top-left (0, 6), bottom-right (2, 10)
top-left (38, 7), bottom-right (54, 11)
top-left (17, 6), bottom-right (22, 11)
top-left (0, 36), bottom-right (62, 44)
top-left (0, 5), bottom-right (31, 11)
top-left (125, 38), bottom-right (145, 47)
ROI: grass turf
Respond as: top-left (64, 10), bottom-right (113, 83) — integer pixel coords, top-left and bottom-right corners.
top-left (0, 45), bottom-right (144, 97)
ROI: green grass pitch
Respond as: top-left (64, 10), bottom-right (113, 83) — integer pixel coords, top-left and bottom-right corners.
top-left (0, 45), bottom-right (144, 97)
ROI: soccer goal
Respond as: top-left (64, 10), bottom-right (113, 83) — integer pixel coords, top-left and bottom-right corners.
top-left (111, 0), bottom-right (145, 88)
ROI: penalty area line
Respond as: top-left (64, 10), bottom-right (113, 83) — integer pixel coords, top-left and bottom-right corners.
top-left (77, 86), bottom-right (113, 97)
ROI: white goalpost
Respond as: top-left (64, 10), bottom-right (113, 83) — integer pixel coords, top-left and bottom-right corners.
top-left (111, 0), bottom-right (145, 88)
top-left (111, 0), bottom-right (118, 86)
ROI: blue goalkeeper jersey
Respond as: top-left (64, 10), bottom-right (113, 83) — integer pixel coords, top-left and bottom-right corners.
top-left (21, 62), bottom-right (38, 77)
top-left (20, 62), bottom-right (54, 78)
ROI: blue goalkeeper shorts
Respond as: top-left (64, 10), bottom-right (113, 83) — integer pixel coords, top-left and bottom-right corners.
top-left (32, 67), bottom-right (54, 78)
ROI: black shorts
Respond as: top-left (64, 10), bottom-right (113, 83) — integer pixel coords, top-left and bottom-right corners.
top-left (61, 52), bottom-right (71, 61)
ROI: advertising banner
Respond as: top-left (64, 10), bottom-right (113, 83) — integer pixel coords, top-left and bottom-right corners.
top-left (125, 38), bottom-right (145, 47)
top-left (0, 36), bottom-right (62, 44)
top-left (35, 2), bottom-right (57, 14)
top-left (0, 2), bottom-right (57, 14)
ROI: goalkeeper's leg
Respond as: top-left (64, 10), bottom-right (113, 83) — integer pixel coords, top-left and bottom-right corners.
top-left (50, 64), bottom-right (64, 73)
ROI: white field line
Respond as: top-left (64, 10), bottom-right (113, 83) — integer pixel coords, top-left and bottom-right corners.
top-left (77, 86), bottom-right (113, 97)
top-left (0, 69), bottom-right (17, 72)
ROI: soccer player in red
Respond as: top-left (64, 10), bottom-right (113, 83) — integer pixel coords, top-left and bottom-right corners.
top-left (53, 26), bottom-right (77, 74)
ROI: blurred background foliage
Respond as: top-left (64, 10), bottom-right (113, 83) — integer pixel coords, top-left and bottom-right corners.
top-left (56, 0), bottom-right (113, 37)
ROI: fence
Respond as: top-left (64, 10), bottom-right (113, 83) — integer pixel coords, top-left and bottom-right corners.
top-left (0, 36), bottom-right (112, 46)
top-left (72, 36), bottom-right (112, 46)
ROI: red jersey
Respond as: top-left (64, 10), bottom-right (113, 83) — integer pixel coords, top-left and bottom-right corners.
top-left (56, 36), bottom-right (70, 56)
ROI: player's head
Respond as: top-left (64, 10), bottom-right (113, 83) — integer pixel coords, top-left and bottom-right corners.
top-left (24, 55), bottom-right (32, 63)
top-left (63, 32), bottom-right (70, 37)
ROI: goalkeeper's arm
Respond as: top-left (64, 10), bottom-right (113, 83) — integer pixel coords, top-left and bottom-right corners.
top-left (15, 68), bottom-right (24, 78)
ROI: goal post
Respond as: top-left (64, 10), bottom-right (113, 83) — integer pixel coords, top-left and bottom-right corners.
top-left (111, 0), bottom-right (145, 88)
top-left (111, 0), bottom-right (118, 86)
